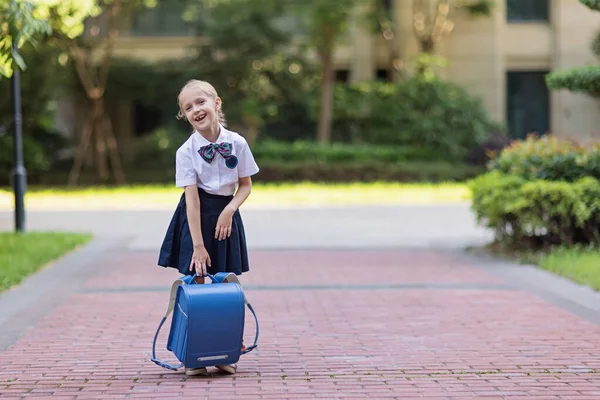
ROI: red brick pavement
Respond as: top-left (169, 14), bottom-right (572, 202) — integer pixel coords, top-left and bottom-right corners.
top-left (1, 250), bottom-right (600, 399)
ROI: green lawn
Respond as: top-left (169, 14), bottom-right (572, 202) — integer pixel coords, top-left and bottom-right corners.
top-left (536, 246), bottom-right (600, 291)
top-left (0, 232), bottom-right (93, 293)
top-left (0, 182), bottom-right (471, 210)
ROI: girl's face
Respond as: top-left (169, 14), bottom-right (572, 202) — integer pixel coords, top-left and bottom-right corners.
top-left (178, 86), bottom-right (221, 133)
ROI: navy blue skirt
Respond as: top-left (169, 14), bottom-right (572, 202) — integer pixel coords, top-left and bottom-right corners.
top-left (158, 188), bottom-right (250, 276)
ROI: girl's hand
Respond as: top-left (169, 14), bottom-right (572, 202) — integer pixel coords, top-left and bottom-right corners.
top-left (215, 206), bottom-right (235, 241)
top-left (190, 245), bottom-right (211, 276)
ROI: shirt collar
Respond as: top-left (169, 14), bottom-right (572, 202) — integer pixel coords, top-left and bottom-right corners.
top-left (193, 123), bottom-right (228, 146)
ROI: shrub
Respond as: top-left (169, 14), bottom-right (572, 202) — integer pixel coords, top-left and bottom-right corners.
top-left (327, 78), bottom-right (502, 159)
top-left (545, 65), bottom-right (600, 97)
top-left (489, 135), bottom-right (600, 181)
top-left (545, 0), bottom-right (600, 97)
top-left (469, 171), bottom-right (600, 247)
top-left (0, 133), bottom-right (51, 184)
top-left (255, 160), bottom-right (482, 183)
top-left (252, 139), bottom-right (447, 163)
top-left (121, 129), bottom-right (482, 184)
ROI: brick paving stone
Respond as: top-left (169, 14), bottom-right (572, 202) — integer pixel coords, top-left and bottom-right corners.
top-left (0, 250), bottom-right (600, 399)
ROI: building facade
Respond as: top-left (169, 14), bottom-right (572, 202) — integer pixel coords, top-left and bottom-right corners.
top-left (110, 0), bottom-right (600, 141)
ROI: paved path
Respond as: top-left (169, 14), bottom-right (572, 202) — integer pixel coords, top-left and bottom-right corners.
top-left (0, 204), bottom-right (493, 251)
top-left (1, 205), bottom-right (600, 398)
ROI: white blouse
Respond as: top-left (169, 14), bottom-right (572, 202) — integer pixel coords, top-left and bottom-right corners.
top-left (175, 125), bottom-right (260, 196)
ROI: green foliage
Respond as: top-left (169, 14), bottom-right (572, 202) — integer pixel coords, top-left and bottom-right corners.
top-left (545, 65), bottom-right (600, 97)
top-left (469, 171), bottom-right (600, 246)
top-left (327, 78), bottom-right (501, 158)
top-left (293, 0), bottom-right (358, 53)
top-left (125, 128), bottom-right (481, 183)
top-left (592, 30), bottom-right (600, 57)
top-left (489, 135), bottom-right (600, 181)
top-left (545, 0), bottom-right (600, 96)
top-left (121, 0), bottom-right (316, 134)
top-left (257, 160), bottom-right (482, 183)
top-left (0, 132), bottom-right (52, 179)
top-left (0, 232), bottom-right (92, 292)
top-left (461, 0), bottom-right (495, 16)
top-left (580, 0), bottom-right (600, 12)
top-left (0, 0), bottom-right (51, 77)
top-left (470, 135), bottom-right (600, 247)
top-left (0, 0), bottom-right (107, 77)
top-left (0, 43), bottom-right (74, 135)
top-left (537, 245), bottom-right (600, 291)
top-left (251, 140), bottom-right (446, 163)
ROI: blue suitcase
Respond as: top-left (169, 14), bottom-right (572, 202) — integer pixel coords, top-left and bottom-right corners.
top-left (151, 272), bottom-right (259, 370)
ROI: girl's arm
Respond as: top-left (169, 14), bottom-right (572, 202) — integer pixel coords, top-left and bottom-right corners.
top-left (185, 185), bottom-right (211, 275)
top-left (227, 176), bottom-right (252, 212)
top-left (215, 176), bottom-right (252, 241)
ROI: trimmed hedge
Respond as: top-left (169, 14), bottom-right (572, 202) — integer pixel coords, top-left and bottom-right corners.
top-left (489, 134), bottom-right (600, 181)
top-left (252, 140), bottom-right (447, 163)
top-left (255, 160), bottom-right (482, 183)
top-left (470, 171), bottom-right (600, 246)
top-left (470, 135), bottom-right (600, 248)
top-left (545, 65), bottom-right (600, 97)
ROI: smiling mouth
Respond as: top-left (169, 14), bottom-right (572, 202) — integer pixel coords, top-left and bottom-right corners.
top-left (194, 114), bottom-right (206, 122)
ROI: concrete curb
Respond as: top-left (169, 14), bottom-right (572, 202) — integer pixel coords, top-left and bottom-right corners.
top-left (453, 249), bottom-right (600, 326)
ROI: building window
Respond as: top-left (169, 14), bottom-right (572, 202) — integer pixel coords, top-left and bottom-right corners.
top-left (335, 70), bottom-right (350, 82)
top-left (126, 0), bottom-right (198, 37)
top-left (506, 71), bottom-right (550, 139)
top-left (376, 68), bottom-right (392, 82)
top-left (133, 102), bottom-right (162, 137)
top-left (506, 0), bottom-right (549, 22)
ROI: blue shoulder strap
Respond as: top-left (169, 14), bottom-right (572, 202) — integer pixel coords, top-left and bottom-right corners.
top-left (150, 277), bottom-right (186, 370)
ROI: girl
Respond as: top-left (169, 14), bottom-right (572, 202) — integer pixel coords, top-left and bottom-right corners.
top-left (158, 79), bottom-right (259, 377)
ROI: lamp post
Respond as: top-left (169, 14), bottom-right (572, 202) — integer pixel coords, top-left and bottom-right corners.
top-left (11, 41), bottom-right (26, 233)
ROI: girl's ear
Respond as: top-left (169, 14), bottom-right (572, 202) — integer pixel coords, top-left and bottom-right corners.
top-left (215, 97), bottom-right (222, 109)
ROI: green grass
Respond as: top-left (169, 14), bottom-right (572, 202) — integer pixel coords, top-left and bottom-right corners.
top-left (0, 182), bottom-right (471, 210)
top-left (0, 232), bottom-right (93, 293)
top-left (537, 245), bottom-right (600, 291)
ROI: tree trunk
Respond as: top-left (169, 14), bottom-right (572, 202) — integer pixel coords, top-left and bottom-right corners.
top-left (317, 39), bottom-right (335, 144)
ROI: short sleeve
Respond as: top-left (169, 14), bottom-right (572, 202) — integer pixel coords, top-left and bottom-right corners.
top-left (175, 147), bottom-right (197, 187)
top-left (237, 138), bottom-right (260, 178)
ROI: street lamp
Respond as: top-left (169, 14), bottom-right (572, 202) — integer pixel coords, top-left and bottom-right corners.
top-left (11, 41), bottom-right (26, 233)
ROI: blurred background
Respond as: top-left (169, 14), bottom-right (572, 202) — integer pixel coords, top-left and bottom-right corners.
top-left (2, 0), bottom-right (598, 187)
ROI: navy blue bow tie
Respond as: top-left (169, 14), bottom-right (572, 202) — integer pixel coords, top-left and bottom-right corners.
top-left (198, 142), bottom-right (238, 169)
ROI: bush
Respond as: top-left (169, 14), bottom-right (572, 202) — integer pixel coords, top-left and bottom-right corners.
top-left (256, 160), bottom-right (482, 183)
top-left (469, 171), bottom-right (600, 247)
top-left (545, 65), bottom-right (600, 97)
top-left (489, 135), bottom-right (600, 181)
top-left (326, 78), bottom-right (502, 159)
top-left (252, 140), bottom-right (447, 163)
top-left (0, 133), bottom-right (51, 184)
top-left (126, 131), bottom-right (481, 183)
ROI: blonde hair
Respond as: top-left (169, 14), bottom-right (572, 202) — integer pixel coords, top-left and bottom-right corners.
top-left (176, 79), bottom-right (227, 127)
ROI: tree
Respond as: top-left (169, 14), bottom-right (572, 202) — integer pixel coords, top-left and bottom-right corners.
top-left (412, 0), bottom-right (494, 54)
top-left (368, 0), bottom-right (404, 81)
top-left (0, 0), bottom-right (51, 77)
top-left (182, 0), bottom-right (312, 145)
top-left (0, 0), bottom-right (99, 231)
top-left (546, 0), bottom-right (600, 97)
top-left (294, 0), bottom-right (358, 144)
